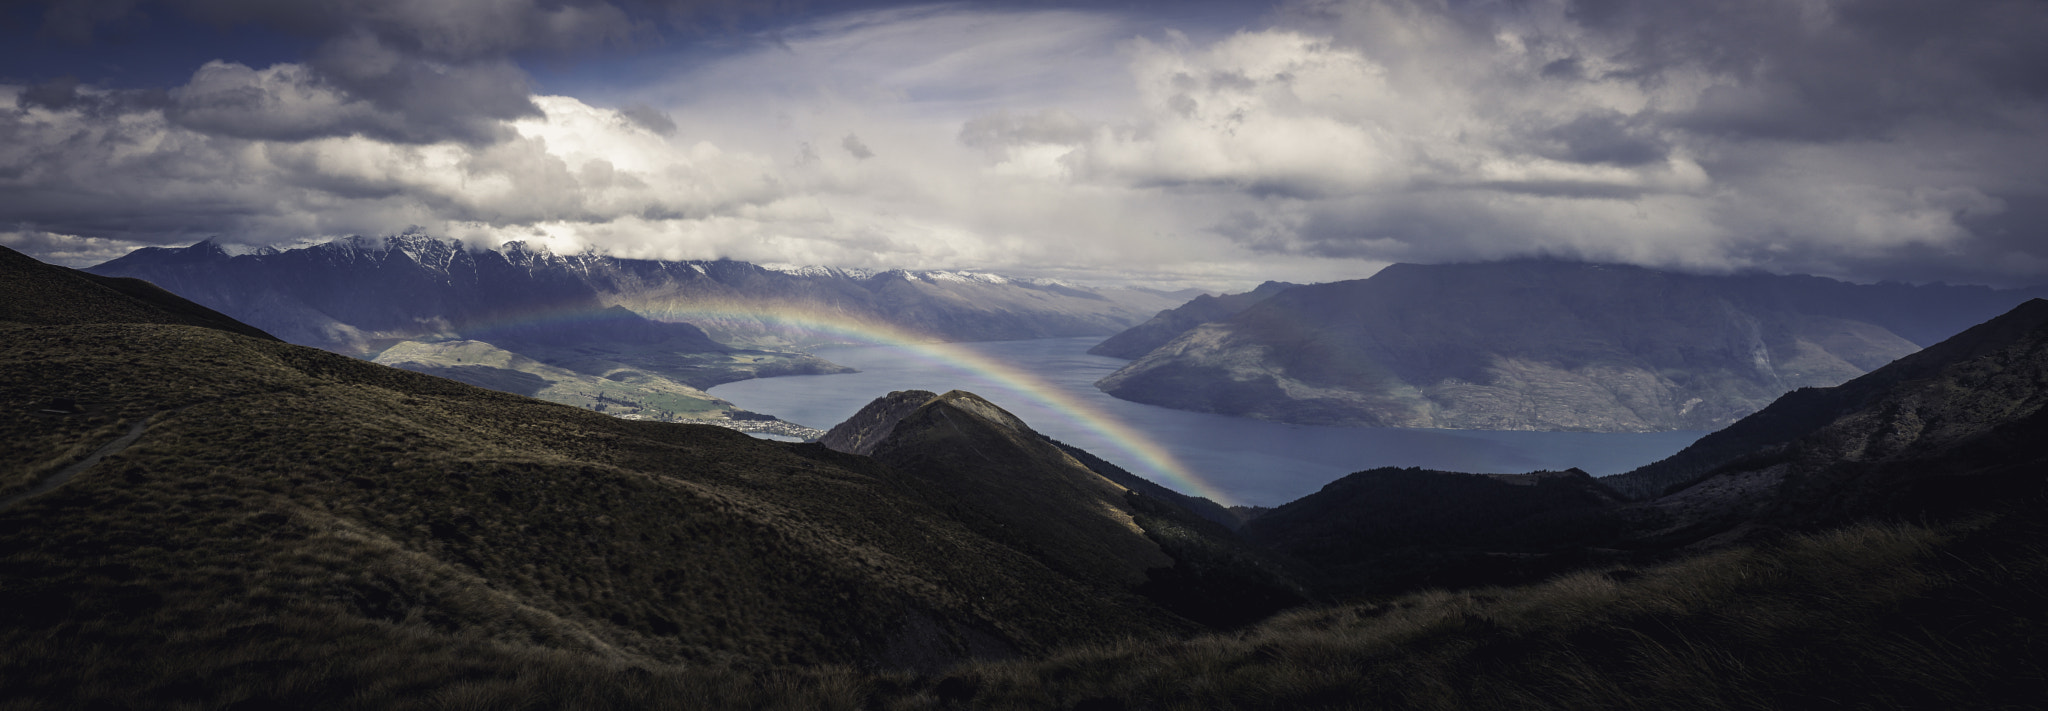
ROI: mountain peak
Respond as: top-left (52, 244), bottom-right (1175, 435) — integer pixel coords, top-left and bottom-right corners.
top-left (927, 390), bottom-right (1033, 435)
top-left (820, 390), bottom-right (940, 456)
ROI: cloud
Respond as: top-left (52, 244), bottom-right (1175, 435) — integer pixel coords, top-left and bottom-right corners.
top-left (28, 0), bottom-right (663, 145)
top-left (980, 0), bottom-right (2048, 285)
top-left (619, 103), bottom-right (678, 136)
top-left (0, 83), bottom-right (787, 254)
top-left (7, 0), bottom-right (2048, 289)
top-left (841, 133), bottom-right (873, 160)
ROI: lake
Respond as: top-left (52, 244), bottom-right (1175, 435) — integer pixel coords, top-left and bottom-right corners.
top-left (709, 337), bottom-right (1705, 507)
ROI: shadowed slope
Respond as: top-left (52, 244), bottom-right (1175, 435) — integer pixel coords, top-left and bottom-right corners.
top-left (1241, 467), bottom-right (1628, 596)
top-left (827, 391), bottom-right (1307, 627)
top-left (818, 389), bottom-right (939, 456)
top-left (0, 244), bottom-right (276, 341)
top-left (1607, 298), bottom-right (2048, 500)
top-left (1632, 298), bottom-right (2048, 547)
top-left (0, 253), bottom-right (1204, 708)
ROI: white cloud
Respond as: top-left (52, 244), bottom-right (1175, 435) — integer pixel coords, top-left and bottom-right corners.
top-left (8, 0), bottom-right (2048, 288)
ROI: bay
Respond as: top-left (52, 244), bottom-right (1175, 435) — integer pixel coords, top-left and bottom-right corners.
top-left (709, 337), bottom-right (1705, 507)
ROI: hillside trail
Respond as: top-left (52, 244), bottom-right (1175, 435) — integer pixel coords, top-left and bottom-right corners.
top-left (0, 415), bottom-right (154, 513)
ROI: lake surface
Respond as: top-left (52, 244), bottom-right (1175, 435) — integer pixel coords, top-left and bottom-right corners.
top-left (709, 337), bottom-right (1705, 507)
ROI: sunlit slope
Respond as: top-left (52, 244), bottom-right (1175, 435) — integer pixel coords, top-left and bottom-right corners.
top-left (373, 339), bottom-right (733, 420)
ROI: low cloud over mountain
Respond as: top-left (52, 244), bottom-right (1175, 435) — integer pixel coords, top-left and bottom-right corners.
top-left (5, 0), bottom-right (2047, 287)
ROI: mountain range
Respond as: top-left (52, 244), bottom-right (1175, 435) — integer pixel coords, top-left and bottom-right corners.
top-left (6, 245), bottom-right (2045, 707)
top-left (87, 234), bottom-right (1186, 355)
top-left (83, 234), bottom-right (1185, 429)
top-left (1095, 260), bottom-right (2048, 432)
top-left (1086, 280), bottom-right (1298, 359)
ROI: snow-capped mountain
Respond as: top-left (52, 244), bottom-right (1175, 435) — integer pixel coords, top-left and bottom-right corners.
top-left (87, 235), bottom-right (1185, 355)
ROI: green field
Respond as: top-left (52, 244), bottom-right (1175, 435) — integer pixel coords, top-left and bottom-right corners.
top-left (372, 340), bottom-right (734, 421)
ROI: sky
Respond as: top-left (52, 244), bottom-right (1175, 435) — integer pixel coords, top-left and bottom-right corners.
top-left (3, 0), bottom-right (2045, 290)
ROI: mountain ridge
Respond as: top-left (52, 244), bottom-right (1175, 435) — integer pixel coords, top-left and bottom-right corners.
top-left (87, 235), bottom-right (1185, 355)
top-left (1096, 260), bottom-right (2048, 433)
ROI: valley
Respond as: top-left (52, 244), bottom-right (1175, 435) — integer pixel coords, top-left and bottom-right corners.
top-left (10, 0), bottom-right (2048, 705)
top-left (708, 336), bottom-right (1706, 506)
top-left (4, 244), bottom-right (2045, 709)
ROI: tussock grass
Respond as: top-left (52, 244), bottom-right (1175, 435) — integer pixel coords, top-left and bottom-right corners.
top-left (886, 517), bottom-right (2046, 710)
top-left (0, 322), bottom-right (1174, 708)
top-left (5, 315), bottom-right (2042, 708)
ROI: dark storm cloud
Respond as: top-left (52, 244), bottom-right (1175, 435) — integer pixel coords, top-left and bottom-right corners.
top-left (15, 76), bottom-right (169, 117)
top-left (841, 133), bottom-right (873, 160)
top-left (1163, 0), bottom-right (2048, 286)
top-left (618, 103), bottom-right (677, 136)
top-left (22, 0), bottom-right (795, 145)
top-left (1535, 112), bottom-right (1667, 167)
top-left (1565, 0), bottom-right (2048, 140)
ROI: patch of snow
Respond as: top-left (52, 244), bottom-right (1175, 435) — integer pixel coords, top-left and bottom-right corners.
top-left (758, 263), bottom-right (844, 278)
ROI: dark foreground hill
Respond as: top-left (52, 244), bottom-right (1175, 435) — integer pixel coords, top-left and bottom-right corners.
top-left (1618, 298), bottom-right (2048, 546)
top-left (0, 249), bottom-right (1226, 707)
top-left (7, 246), bottom-right (2046, 709)
top-left (1098, 261), bottom-right (2048, 432)
top-left (1234, 298), bottom-right (2048, 601)
top-left (1241, 468), bottom-right (1628, 595)
top-left (887, 300), bottom-right (2048, 709)
top-left (822, 390), bottom-right (1305, 628)
top-left (1604, 298), bottom-right (2048, 501)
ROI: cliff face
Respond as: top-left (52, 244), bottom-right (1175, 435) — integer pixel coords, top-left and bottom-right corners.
top-left (1097, 261), bottom-right (2045, 432)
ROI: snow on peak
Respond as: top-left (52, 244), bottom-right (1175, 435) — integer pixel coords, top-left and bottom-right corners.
top-left (758, 263), bottom-right (846, 278)
top-left (915, 270), bottom-right (1009, 284)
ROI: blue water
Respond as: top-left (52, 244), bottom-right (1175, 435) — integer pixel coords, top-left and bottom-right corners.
top-left (709, 337), bottom-right (1705, 507)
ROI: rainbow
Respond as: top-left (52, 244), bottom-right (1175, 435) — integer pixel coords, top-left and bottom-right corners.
top-left (460, 301), bottom-right (1234, 505)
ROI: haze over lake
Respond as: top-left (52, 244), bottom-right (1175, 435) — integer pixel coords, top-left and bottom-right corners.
top-left (710, 337), bottom-right (1705, 506)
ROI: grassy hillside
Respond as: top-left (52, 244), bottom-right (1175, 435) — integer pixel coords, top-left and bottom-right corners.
top-left (8, 246), bottom-right (2044, 708)
top-left (0, 320), bottom-right (1192, 707)
top-left (876, 513), bottom-right (2047, 709)
top-left (836, 390), bottom-right (1307, 629)
top-left (373, 339), bottom-right (733, 420)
